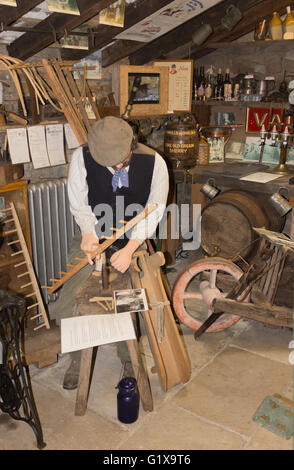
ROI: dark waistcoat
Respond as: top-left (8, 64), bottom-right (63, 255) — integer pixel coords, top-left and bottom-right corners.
top-left (83, 146), bottom-right (155, 249)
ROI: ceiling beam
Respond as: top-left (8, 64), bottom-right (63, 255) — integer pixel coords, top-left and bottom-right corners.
top-left (128, 0), bottom-right (288, 66)
top-left (0, 0), bottom-right (43, 28)
top-left (61, 0), bottom-right (176, 62)
top-left (8, 0), bottom-right (118, 60)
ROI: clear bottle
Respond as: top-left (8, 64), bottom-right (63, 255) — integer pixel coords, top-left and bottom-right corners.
top-left (284, 6), bottom-right (294, 36)
top-left (270, 11), bottom-right (283, 40)
top-left (214, 68), bottom-right (224, 100)
top-left (197, 66), bottom-right (206, 101)
top-left (193, 66), bottom-right (199, 102)
top-left (224, 68), bottom-right (232, 101)
top-left (205, 71), bottom-right (213, 100)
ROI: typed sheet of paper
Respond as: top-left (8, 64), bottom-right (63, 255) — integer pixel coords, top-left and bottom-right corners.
top-left (61, 313), bottom-right (136, 354)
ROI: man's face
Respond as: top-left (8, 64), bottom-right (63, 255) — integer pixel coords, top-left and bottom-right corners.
top-left (113, 150), bottom-right (132, 170)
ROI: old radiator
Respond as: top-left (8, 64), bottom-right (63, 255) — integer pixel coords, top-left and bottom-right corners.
top-left (27, 178), bottom-right (78, 304)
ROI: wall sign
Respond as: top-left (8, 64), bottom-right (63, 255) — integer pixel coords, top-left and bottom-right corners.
top-left (246, 106), bottom-right (293, 133)
top-left (152, 60), bottom-right (193, 113)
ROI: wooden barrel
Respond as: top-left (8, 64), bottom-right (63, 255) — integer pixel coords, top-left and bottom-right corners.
top-left (164, 122), bottom-right (197, 169)
top-left (201, 190), bottom-right (285, 260)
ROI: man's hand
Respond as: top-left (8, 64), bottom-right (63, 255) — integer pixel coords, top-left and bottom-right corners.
top-left (81, 232), bottom-right (100, 265)
top-left (110, 240), bottom-right (141, 273)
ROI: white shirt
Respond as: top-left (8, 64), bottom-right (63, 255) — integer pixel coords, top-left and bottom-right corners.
top-left (67, 146), bottom-right (169, 244)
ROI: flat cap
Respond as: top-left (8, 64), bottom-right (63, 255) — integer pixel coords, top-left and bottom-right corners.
top-left (88, 116), bottom-right (134, 167)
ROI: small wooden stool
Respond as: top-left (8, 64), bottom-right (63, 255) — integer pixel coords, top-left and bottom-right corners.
top-left (73, 269), bottom-right (153, 416)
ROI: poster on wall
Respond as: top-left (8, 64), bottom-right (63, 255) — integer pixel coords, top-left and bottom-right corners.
top-left (46, 0), bottom-right (80, 15)
top-left (246, 106), bottom-right (294, 133)
top-left (115, 0), bottom-right (221, 42)
top-left (153, 60), bottom-right (193, 113)
top-left (99, 0), bottom-right (126, 27)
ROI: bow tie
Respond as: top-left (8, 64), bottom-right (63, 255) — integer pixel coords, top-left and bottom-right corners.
top-left (112, 168), bottom-right (129, 192)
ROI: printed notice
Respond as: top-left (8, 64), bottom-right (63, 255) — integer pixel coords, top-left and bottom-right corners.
top-left (240, 172), bottom-right (283, 183)
top-left (6, 128), bottom-right (30, 164)
top-left (27, 125), bottom-right (50, 169)
top-left (46, 124), bottom-right (66, 166)
top-left (61, 313), bottom-right (136, 354)
top-left (64, 122), bottom-right (80, 149)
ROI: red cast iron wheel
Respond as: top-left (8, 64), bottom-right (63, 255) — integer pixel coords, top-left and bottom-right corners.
top-left (172, 257), bottom-right (246, 333)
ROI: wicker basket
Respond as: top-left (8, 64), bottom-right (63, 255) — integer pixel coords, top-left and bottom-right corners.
top-left (197, 142), bottom-right (210, 165)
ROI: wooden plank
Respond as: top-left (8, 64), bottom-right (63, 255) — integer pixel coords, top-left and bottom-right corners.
top-left (129, 0), bottom-right (289, 66)
top-left (75, 347), bottom-right (94, 416)
top-left (42, 59), bottom-right (87, 146)
top-left (130, 263), bottom-right (168, 392)
top-left (213, 297), bottom-right (293, 328)
top-left (134, 251), bottom-right (191, 390)
top-left (61, 0), bottom-right (176, 62)
top-left (0, 1), bottom-right (43, 29)
top-left (8, 0), bottom-right (118, 60)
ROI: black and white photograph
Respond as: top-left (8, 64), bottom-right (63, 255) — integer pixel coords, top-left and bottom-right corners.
top-left (214, 111), bottom-right (236, 126)
top-left (114, 288), bottom-right (148, 314)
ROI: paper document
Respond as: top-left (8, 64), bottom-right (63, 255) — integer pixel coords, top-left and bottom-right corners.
top-left (240, 172), bottom-right (283, 183)
top-left (46, 124), bottom-right (66, 166)
top-left (27, 125), bottom-right (50, 169)
top-left (6, 128), bottom-right (30, 164)
top-left (61, 313), bottom-right (136, 354)
top-left (64, 122), bottom-right (80, 149)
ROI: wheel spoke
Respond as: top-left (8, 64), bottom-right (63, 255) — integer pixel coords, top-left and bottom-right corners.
top-left (209, 269), bottom-right (217, 289)
top-left (183, 292), bottom-right (202, 300)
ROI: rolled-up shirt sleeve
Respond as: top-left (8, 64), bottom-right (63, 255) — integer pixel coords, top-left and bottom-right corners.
top-left (67, 147), bottom-right (97, 236)
top-left (130, 152), bottom-right (169, 244)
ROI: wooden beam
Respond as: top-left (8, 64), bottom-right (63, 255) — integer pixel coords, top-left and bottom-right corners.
top-left (129, 0), bottom-right (289, 66)
top-left (61, 0), bottom-right (176, 62)
top-left (8, 0), bottom-right (118, 60)
top-left (0, 0), bottom-right (43, 28)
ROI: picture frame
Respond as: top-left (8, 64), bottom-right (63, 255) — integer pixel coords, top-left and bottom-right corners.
top-left (152, 59), bottom-right (193, 113)
top-left (119, 65), bottom-right (169, 117)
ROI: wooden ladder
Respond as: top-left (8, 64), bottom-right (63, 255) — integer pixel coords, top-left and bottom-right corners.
top-left (1, 202), bottom-right (50, 330)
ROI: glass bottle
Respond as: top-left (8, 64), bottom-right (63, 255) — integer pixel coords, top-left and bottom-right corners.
top-left (205, 71), bottom-right (213, 100)
top-left (214, 68), bottom-right (224, 100)
top-left (270, 12), bottom-right (283, 40)
top-left (224, 68), bottom-right (232, 101)
top-left (197, 66), bottom-right (206, 101)
top-left (284, 6), bottom-right (294, 36)
top-left (193, 66), bottom-right (199, 102)
top-left (117, 377), bottom-right (139, 424)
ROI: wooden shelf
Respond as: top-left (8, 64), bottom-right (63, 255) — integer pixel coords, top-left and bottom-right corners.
top-left (192, 100), bottom-right (289, 108)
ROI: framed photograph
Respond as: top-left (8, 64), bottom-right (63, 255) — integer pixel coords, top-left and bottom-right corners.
top-left (99, 0), bottom-right (126, 27)
top-left (0, 0), bottom-right (16, 5)
top-left (114, 288), bottom-right (148, 314)
top-left (243, 135), bottom-right (282, 164)
top-left (152, 59), bottom-right (193, 113)
top-left (207, 137), bottom-right (225, 163)
top-left (119, 65), bottom-right (169, 117)
top-left (46, 0), bottom-right (80, 15)
top-left (214, 111), bottom-right (236, 126)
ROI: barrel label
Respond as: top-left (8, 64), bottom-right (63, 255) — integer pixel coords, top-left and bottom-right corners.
top-left (166, 130), bottom-right (196, 136)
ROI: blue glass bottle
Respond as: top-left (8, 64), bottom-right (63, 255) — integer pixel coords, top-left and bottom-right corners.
top-left (117, 377), bottom-right (139, 424)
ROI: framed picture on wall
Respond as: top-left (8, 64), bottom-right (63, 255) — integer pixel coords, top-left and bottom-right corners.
top-left (119, 65), bottom-right (169, 117)
top-left (152, 59), bottom-right (193, 113)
